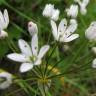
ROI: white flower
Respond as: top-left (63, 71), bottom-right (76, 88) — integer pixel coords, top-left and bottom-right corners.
top-left (0, 72), bottom-right (12, 89)
top-left (42, 4), bottom-right (60, 21)
top-left (28, 21), bottom-right (38, 36)
top-left (85, 22), bottom-right (96, 41)
top-left (66, 4), bottom-right (79, 18)
top-left (50, 18), bottom-right (79, 42)
top-left (0, 9), bottom-right (9, 39)
top-left (43, 4), bottom-right (54, 17)
top-left (7, 34), bottom-right (50, 73)
top-left (74, 0), bottom-right (90, 15)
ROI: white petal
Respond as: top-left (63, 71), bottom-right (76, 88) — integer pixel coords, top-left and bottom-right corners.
top-left (0, 11), bottom-right (5, 30)
top-left (63, 34), bottom-right (79, 42)
top-left (38, 45), bottom-right (50, 59)
top-left (92, 59), bottom-right (96, 68)
top-left (0, 72), bottom-right (12, 89)
top-left (82, 0), bottom-right (90, 7)
top-left (58, 18), bottom-right (67, 36)
top-left (80, 6), bottom-right (87, 15)
top-left (31, 34), bottom-right (38, 56)
top-left (42, 4), bottom-right (54, 17)
top-left (65, 19), bottom-right (78, 37)
top-left (51, 9), bottom-right (60, 21)
top-left (50, 20), bottom-right (58, 40)
top-left (7, 53), bottom-right (27, 62)
top-left (18, 39), bottom-right (32, 56)
top-left (66, 4), bottom-right (78, 18)
top-left (34, 59), bottom-right (41, 65)
top-left (20, 63), bottom-right (33, 73)
top-left (3, 9), bottom-right (9, 29)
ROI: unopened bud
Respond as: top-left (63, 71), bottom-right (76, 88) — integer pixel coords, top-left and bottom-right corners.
top-left (28, 21), bottom-right (38, 36)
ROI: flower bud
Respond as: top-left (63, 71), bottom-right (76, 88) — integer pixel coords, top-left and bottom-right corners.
top-left (85, 22), bottom-right (96, 41)
top-left (28, 21), bottom-right (38, 36)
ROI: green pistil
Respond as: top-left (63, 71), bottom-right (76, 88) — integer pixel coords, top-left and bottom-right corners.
top-left (30, 56), bottom-right (36, 62)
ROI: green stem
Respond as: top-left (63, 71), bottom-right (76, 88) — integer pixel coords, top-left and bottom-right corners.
top-left (44, 42), bottom-right (58, 77)
top-left (10, 21), bottom-right (30, 38)
top-left (47, 60), bottom-right (92, 79)
top-left (56, 46), bottom-right (60, 61)
top-left (47, 59), bottom-right (64, 76)
top-left (32, 69), bottom-right (41, 78)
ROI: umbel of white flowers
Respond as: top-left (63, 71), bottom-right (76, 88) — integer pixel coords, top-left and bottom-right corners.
top-left (50, 18), bottom-right (79, 42)
top-left (74, 0), bottom-right (90, 15)
top-left (28, 21), bottom-right (38, 36)
top-left (7, 34), bottom-right (50, 73)
top-left (85, 22), bottom-right (96, 41)
top-left (66, 4), bottom-right (79, 18)
top-left (42, 4), bottom-right (60, 21)
top-left (0, 72), bottom-right (12, 89)
top-left (0, 9), bottom-right (9, 39)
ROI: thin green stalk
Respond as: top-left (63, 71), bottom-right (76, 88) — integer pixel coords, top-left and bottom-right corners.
top-left (14, 77), bottom-right (38, 83)
top-left (47, 31), bottom-right (52, 45)
top-left (10, 21), bottom-right (30, 38)
top-left (32, 69), bottom-right (41, 78)
top-left (64, 77), bottom-right (89, 95)
top-left (44, 42), bottom-right (58, 77)
top-left (56, 46), bottom-right (60, 61)
top-left (34, 66), bottom-right (44, 78)
top-left (47, 59), bottom-right (65, 76)
top-left (47, 60), bottom-right (92, 79)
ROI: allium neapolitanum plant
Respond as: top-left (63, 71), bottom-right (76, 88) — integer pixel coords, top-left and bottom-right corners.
top-left (0, 0), bottom-right (96, 96)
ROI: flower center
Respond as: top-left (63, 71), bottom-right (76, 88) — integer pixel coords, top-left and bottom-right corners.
top-left (38, 77), bottom-right (51, 85)
top-left (29, 55), bottom-right (37, 63)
